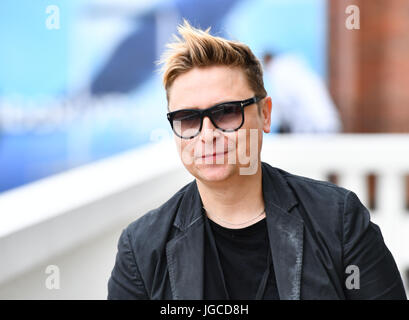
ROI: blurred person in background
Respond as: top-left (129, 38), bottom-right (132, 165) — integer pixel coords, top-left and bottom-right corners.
top-left (263, 52), bottom-right (342, 134)
top-left (107, 21), bottom-right (406, 300)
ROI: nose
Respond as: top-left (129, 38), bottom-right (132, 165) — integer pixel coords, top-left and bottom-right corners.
top-left (200, 116), bottom-right (220, 142)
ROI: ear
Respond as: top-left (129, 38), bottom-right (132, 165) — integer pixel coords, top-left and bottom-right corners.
top-left (260, 96), bottom-right (272, 133)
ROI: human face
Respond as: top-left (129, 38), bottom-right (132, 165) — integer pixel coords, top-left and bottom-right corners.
top-left (168, 65), bottom-right (272, 183)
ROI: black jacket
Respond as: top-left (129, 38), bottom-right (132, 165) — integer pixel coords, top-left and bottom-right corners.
top-left (107, 162), bottom-right (407, 300)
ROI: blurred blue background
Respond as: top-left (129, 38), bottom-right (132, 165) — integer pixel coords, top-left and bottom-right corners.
top-left (0, 0), bottom-right (327, 192)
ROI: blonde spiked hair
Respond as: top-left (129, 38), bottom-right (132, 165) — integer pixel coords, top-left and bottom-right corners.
top-left (158, 20), bottom-right (267, 104)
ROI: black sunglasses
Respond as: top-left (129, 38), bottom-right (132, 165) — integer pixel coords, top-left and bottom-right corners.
top-left (167, 96), bottom-right (261, 139)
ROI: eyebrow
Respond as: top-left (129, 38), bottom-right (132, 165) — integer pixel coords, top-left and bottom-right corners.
top-left (170, 99), bottom-right (238, 112)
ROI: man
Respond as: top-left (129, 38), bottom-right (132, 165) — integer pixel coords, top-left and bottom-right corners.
top-left (263, 52), bottom-right (342, 134)
top-left (107, 21), bottom-right (407, 300)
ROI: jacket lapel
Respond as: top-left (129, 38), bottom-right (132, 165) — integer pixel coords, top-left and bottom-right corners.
top-left (262, 163), bottom-right (304, 300)
top-left (166, 180), bottom-right (205, 300)
top-left (265, 202), bottom-right (304, 299)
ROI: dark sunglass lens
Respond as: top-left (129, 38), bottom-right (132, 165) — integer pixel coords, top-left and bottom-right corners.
top-left (211, 103), bottom-right (243, 130)
top-left (172, 111), bottom-right (201, 138)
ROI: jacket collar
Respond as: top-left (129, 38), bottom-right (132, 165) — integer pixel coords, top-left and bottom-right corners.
top-left (166, 162), bottom-right (304, 300)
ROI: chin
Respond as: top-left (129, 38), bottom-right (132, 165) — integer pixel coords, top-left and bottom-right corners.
top-left (191, 162), bottom-right (236, 183)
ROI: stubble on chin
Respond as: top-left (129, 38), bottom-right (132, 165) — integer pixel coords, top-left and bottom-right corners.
top-left (191, 161), bottom-right (239, 184)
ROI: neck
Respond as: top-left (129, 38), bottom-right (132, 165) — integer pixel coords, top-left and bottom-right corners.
top-left (196, 163), bottom-right (265, 228)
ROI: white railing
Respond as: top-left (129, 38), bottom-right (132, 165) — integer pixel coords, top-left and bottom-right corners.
top-left (0, 134), bottom-right (408, 299)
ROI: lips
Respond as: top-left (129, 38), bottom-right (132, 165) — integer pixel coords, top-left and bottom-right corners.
top-left (201, 150), bottom-right (229, 158)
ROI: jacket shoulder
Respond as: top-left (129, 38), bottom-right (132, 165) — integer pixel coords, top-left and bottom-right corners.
top-left (275, 167), bottom-right (353, 234)
top-left (278, 167), bottom-right (351, 200)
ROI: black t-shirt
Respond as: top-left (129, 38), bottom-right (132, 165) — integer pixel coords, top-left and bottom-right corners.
top-left (203, 213), bottom-right (280, 300)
